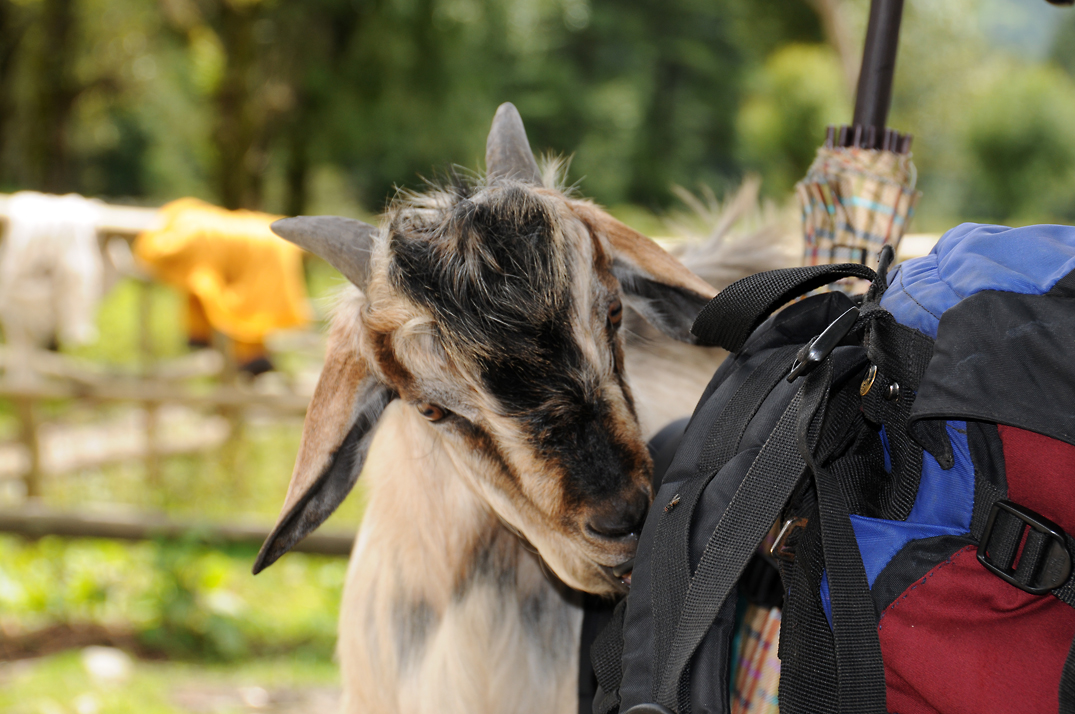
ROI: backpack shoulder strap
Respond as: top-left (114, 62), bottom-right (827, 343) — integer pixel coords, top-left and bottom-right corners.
top-left (651, 385), bottom-right (812, 711)
top-left (692, 264), bottom-right (876, 351)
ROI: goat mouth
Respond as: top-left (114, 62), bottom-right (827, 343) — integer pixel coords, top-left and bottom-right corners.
top-left (607, 557), bottom-right (634, 588)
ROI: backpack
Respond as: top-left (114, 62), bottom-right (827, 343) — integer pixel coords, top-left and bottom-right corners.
top-left (590, 222), bottom-right (1075, 714)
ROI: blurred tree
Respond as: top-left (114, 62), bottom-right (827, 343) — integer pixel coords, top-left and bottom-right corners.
top-left (265, 0), bottom-right (363, 216)
top-left (735, 43), bottom-right (850, 196)
top-left (81, 110), bottom-right (150, 198)
top-left (311, 0), bottom-right (825, 210)
top-left (160, 0), bottom-right (298, 210)
top-left (210, 0), bottom-right (265, 210)
top-left (24, 0), bottom-right (81, 192)
top-left (0, 0), bottom-right (897, 217)
top-left (1051, 9), bottom-right (1075, 77)
top-left (4, 0), bottom-right (1075, 261)
top-left (804, 0), bottom-right (858, 95)
top-left (963, 64), bottom-right (1075, 222)
top-left (0, 0), bottom-right (30, 184)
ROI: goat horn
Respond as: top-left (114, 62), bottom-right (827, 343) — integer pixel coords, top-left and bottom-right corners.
top-left (271, 216), bottom-right (376, 288)
top-left (486, 102), bottom-right (542, 185)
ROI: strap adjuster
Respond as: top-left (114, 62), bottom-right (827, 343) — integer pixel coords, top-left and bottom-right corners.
top-left (977, 500), bottom-right (1072, 595)
top-left (770, 516), bottom-right (809, 563)
top-left (787, 307), bottom-right (859, 382)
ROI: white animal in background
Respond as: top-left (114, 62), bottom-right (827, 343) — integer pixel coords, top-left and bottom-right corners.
top-left (0, 192), bottom-right (104, 368)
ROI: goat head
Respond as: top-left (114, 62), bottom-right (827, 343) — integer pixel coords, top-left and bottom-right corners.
top-left (254, 103), bottom-right (716, 595)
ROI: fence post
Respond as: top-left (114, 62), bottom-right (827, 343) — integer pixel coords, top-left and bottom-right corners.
top-left (138, 279), bottom-right (161, 488)
top-left (14, 396), bottom-right (41, 499)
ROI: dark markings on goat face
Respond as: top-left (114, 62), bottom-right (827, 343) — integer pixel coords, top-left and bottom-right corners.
top-left (453, 416), bottom-right (525, 490)
top-left (537, 396), bottom-right (651, 510)
top-left (388, 183), bottom-right (648, 513)
top-left (393, 597), bottom-right (436, 672)
top-left (368, 329), bottom-right (415, 395)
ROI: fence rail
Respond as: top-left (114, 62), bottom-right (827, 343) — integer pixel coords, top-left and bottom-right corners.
top-left (0, 380), bottom-right (310, 413)
top-left (0, 504), bottom-right (354, 556)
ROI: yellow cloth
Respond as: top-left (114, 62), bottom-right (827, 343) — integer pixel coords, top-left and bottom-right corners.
top-left (134, 198), bottom-right (311, 344)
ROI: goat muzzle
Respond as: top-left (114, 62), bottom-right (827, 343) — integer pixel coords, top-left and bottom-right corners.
top-left (584, 488), bottom-right (650, 543)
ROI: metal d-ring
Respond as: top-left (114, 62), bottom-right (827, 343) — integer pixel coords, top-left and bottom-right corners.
top-left (860, 364), bottom-right (878, 396)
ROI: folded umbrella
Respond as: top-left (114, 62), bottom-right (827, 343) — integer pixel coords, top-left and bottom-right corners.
top-left (796, 0), bottom-right (920, 271)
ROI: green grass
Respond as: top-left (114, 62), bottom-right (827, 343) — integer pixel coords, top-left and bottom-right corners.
top-left (0, 651), bottom-right (339, 714)
top-left (0, 535), bottom-right (348, 661)
top-left (64, 280), bottom-right (187, 367)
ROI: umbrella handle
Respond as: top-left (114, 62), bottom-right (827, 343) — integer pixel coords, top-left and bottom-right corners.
top-left (852, 0), bottom-right (904, 133)
top-left (825, 0), bottom-right (910, 153)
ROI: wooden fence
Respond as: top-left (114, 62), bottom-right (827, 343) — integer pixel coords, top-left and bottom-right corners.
top-left (0, 503), bottom-right (353, 556)
top-left (0, 195), bottom-right (330, 550)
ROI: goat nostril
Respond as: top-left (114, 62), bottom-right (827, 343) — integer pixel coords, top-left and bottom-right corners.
top-left (587, 491), bottom-right (650, 540)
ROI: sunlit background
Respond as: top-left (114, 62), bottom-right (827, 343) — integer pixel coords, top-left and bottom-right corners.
top-left (1, 0), bottom-right (1074, 711)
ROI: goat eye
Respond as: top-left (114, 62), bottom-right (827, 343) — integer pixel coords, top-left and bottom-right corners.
top-left (608, 299), bottom-right (623, 327)
top-left (418, 403), bottom-right (447, 422)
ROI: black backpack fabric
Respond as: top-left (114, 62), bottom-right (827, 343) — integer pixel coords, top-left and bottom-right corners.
top-left (591, 223), bottom-right (1075, 714)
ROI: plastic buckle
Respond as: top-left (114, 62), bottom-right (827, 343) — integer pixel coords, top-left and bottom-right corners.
top-left (977, 500), bottom-right (1072, 595)
top-left (787, 306), bottom-right (859, 382)
top-left (770, 517), bottom-right (809, 563)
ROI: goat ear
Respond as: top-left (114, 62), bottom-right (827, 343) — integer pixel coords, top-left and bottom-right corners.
top-left (575, 203), bottom-right (717, 343)
top-left (253, 313), bottom-right (393, 574)
top-left (486, 102), bottom-right (542, 185)
top-left (271, 216), bottom-right (376, 288)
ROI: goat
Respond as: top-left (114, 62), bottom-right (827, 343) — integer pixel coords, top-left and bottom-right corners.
top-left (252, 104), bottom-right (719, 714)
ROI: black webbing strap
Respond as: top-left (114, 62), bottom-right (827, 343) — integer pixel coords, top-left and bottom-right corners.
top-left (1056, 541), bottom-right (1075, 610)
top-left (1062, 640), bottom-right (1075, 714)
top-left (1058, 540), bottom-right (1075, 714)
top-left (654, 388), bottom-right (811, 710)
top-left (649, 343), bottom-right (801, 692)
top-left (970, 479), bottom-right (1005, 541)
top-left (858, 307), bottom-right (933, 520)
top-left (691, 263), bottom-right (877, 351)
top-left (591, 598), bottom-right (628, 714)
top-left (777, 503), bottom-right (838, 713)
top-left (796, 360), bottom-right (887, 714)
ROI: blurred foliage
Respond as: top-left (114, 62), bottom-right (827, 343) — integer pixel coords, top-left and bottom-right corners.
top-left (0, 535), bottom-right (346, 659)
top-left (735, 44), bottom-right (851, 197)
top-left (0, 0), bottom-right (826, 212)
top-left (962, 63), bottom-right (1075, 222)
top-left (1054, 10), bottom-right (1075, 76)
top-left (852, 0), bottom-right (1075, 227)
top-left (2, 0), bottom-right (1075, 225)
top-left (65, 280), bottom-right (188, 367)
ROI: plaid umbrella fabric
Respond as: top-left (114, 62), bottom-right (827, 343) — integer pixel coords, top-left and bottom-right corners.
top-left (796, 144), bottom-right (921, 270)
